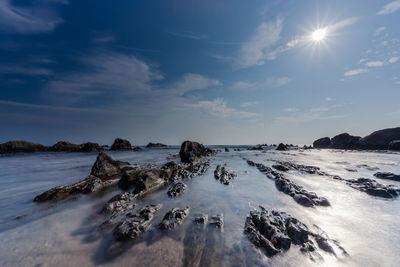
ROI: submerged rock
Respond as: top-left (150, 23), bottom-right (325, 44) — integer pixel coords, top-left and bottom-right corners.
top-left (276, 143), bottom-right (287, 151)
top-left (0, 140), bottom-right (45, 154)
top-left (110, 138), bottom-right (132, 150)
top-left (244, 206), bottom-right (346, 259)
top-left (159, 207), bottom-right (190, 230)
top-left (346, 178), bottom-right (400, 198)
top-left (113, 204), bottom-right (162, 241)
top-left (179, 140), bottom-right (213, 163)
top-left (146, 142), bottom-right (167, 148)
top-left (214, 165), bottom-right (237, 185)
top-left (167, 181), bottom-right (187, 197)
top-left (374, 172), bottom-right (400, 182)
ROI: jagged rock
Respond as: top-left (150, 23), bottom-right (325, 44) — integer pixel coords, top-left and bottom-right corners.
top-left (90, 152), bottom-right (131, 181)
top-left (225, 147), bottom-right (229, 152)
top-left (146, 142), bottom-right (167, 148)
top-left (101, 192), bottom-right (135, 224)
top-left (276, 143), bottom-right (287, 151)
top-left (214, 165), bottom-right (237, 185)
top-left (346, 178), bottom-right (399, 198)
top-left (209, 214), bottom-right (223, 229)
top-left (110, 138), bottom-right (132, 150)
top-left (388, 140), bottom-right (400, 151)
top-left (159, 207), bottom-right (190, 230)
top-left (113, 204), bottom-right (162, 240)
top-left (179, 140), bottom-right (213, 163)
top-left (119, 168), bottom-right (168, 195)
top-left (167, 182), bottom-right (187, 197)
top-left (272, 164), bottom-right (290, 172)
top-left (313, 137), bottom-right (331, 148)
top-left (374, 172), bottom-right (400, 182)
top-left (244, 206), bottom-right (346, 259)
top-left (194, 214), bottom-right (208, 224)
top-left (0, 140), bottom-right (45, 154)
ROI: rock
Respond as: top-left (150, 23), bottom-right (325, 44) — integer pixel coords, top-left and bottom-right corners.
top-left (179, 140), bottom-right (213, 163)
top-left (388, 140), bottom-right (400, 151)
top-left (167, 181), bottom-right (187, 197)
top-left (159, 207), bottom-right (190, 230)
top-left (313, 137), bottom-right (331, 148)
top-left (80, 142), bottom-right (102, 152)
top-left (276, 143), bottom-right (287, 151)
top-left (244, 206), bottom-right (345, 259)
top-left (101, 192), bottom-right (135, 224)
top-left (225, 147), bottom-right (229, 152)
top-left (209, 214), bottom-right (223, 229)
top-left (330, 133), bottom-right (361, 149)
top-left (272, 164), bottom-right (290, 172)
top-left (118, 168), bottom-right (168, 195)
top-left (0, 140), bottom-right (45, 154)
top-left (356, 164), bottom-right (379, 171)
top-left (113, 204), bottom-right (162, 240)
top-left (132, 146), bottom-right (142, 151)
top-left (360, 127), bottom-right (400, 150)
top-left (90, 152), bottom-right (131, 181)
top-left (214, 165), bottom-right (237, 185)
top-left (110, 138), bottom-right (132, 150)
top-left (146, 142), bottom-right (168, 148)
top-left (194, 214), bottom-right (208, 224)
top-left (50, 141), bottom-right (81, 152)
top-left (346, 178), bottom-right (399, 198)
top-left (374, 172), bottom-right (400, 182)
top-left (248, 146), bottom-right (263, 150)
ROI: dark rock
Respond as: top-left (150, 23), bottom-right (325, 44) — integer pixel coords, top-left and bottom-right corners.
top-left (0, 140), bottom-right (45, 154)
top-left (374, 172), bottom-right (400, 182)
top-left (159, 207), bottom-right (190, 230)
top-left (330, 133), bottom-right (361, 149)
top-left (194, 214), bottom-right (208, 224)
top-left (90, 152), bottom-right (131, 181)
top-left (50, 141), bottom-right (81, 152)
top-left (388, 140), bottom-right (400, 151)
top-left (360, 127), bottom-right (400, 150)
top-left (214, 165), bottom-right (237, 185)
top-left (276, 143), bottom-right (287, 151)
top-left (272, 164), bottom-right (290, 172)
top-left (118, 168), bottom-right (168, 195)
top-left (346, 178), bottom-right (399, 198)
top-left (345, 168), bottom-right (357, 172)
top-left (209, 214), bottom-right (224, 229)
top-left (225, 147), bottom-right (229, 152)
top-left (313, 137), bottom-right (331, 148)
top-left (356, 164), bottom-right (379, 171)
top-left (167, 181), bottom-right (187, 197)
top-left (101, 192), bottom-right (135, 224)
top-left (179, 140), bottom-right (213, 163)
top-left (113, 204), bottom-right (162, 240)
top-left (110, 138), bottom-right (132, 150)
top-left (132, 146), bottom-right (142, 151)
top-left (248, 146), bottom-right (263, 150)
top-left (80, 142), bottom-right (102, 152)
top-left (146, 142), bottom-right (167, 148)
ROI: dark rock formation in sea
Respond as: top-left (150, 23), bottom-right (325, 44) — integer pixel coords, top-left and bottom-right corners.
top-left (224, 147), bottom-right (229, 152)
top-left (388, 140), bottom-right (400, 151)
top-left (159, 207), bottom-right (190, 230)
top-left (374, 172), bottom-right (400, 182)
top-left (244, 206), bottom-right (347, 259)
top-left (0, 140), bottom-right (45, 154)
top-left (346, 178), bottom-right (399, 198)
top-left (80, 142), bottom-right (102, 152)
top-left (146, 142), bottom-right (168, 148)
top-left (101, 192), bottom-right (135, 224)
top-left (110, 138), bottom-right (132, 150)
top-left (312, 127), bottom-right (400, 150)
top-left (167, 181), bottom-right (187, 197)
top-left (50, 141), bottom-right (81, 152)
top-left (276, 143), bottom-right (287, 151)
top-left (179, 140), bottom-right (213, 163)
top-left (214, 165), bottom-right (237, 185)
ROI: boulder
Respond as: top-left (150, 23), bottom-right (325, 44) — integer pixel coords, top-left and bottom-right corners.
top-left (388, 140), bottom-right (400, 151)
top-left (110, 138), bottom-right (132, 150)
top-left (313, 137), bottom-right (331, 148)
top-left (330, 133), bottom-right (361, 149)
top-left (159, 207), bottom-right (190, 230)
top-left (360, 127), bottom-right (400, 150)
top-left (50, 141), bottom-right (81, 152)
top-left (118, 168), bottom-right (169, 195)
top-left (0, 140), bottom-right (45, 154)
top-left (214, 165), bottom-right (237, 185)
top-left (224, 147), bottom-right (229, 152)
top-left (167, 182), bottom-right (188, 197)
top-left (90, 152), bottom-right (131, 181)
top-left (276, 143), bottom-right (287, 151)
top-left (179, 141), bottom-right (212, 163)
top-left (146, 142), bottom-right (167, 148)
top-left (80, 142), bottom-right (102, 152)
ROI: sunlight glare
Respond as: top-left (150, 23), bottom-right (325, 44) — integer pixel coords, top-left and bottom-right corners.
top-left (311, 28), bottom-right (327, 42)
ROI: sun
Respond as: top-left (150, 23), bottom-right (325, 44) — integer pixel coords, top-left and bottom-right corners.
top-left (311, 28), bottom-right (327, 42)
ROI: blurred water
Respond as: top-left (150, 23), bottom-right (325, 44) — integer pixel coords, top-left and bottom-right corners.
top-left (0, 148), bottom-right (399, 266)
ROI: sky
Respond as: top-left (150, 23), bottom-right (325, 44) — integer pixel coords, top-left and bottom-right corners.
top-left (0, 0), bottom-right (399, 145)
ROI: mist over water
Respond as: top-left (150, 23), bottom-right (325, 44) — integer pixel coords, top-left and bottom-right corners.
top-left (0, 148), bottom-right (400, 266)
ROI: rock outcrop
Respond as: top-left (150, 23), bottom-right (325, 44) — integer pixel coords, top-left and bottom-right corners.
top-left (346, 178), bottom-right (399, 198)
top-left (330, 133), bottom-right (361, 149)
top-left (167, 182), bottom-right (188, 197)
top-left (101, 192), bottom-right (135, 224)
top-left (0, 140), bottom-right (45, 154)
top-left (313, 137), bottom-right (331, 148)
top-left (276, 143), bottom-right (287, 151)
top-left (374, 172), bottom-right (400, 182)
top-left (50, 141), bottom-right (81, 152)
top-left (214, 165), bottom-right (237, 185)
top-left (146, 142), bottom-right (167, 148)
top-left (360, 127), bottom-right (400, 150)
top-left (110, 138), bottom-right (132, 150)
top-left (159, 207), bottom-right (190, 230)
top-left (179, 141), bottom-right (213, 163)
top-left (244, 206), bottom-right (347, 259)
top-left (80, 142), bottom-right (102, 152)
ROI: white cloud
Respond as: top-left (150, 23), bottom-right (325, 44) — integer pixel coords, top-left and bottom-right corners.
top-left (344, 68), bottom-right (369, 76)
top-left (241, 101), bottom-right (259, 107)
top-left (389, 56), bottom-right (400, 63)
top-left (328, 17), bottom-right (358, 31)
top-left (325, 97), bottom-right (332, 101)
top-left (168, 73), bottom-right (221, 95)
top-left (0, 66), bottom-right (53, 76)
top-left (266, 76), bottom-right (291, 88)
top-left (375, 26), bottom-right (387, 34)
top-left (359, 58), bottom-right (368, 63)
top-left (237, 17), bottom-right (283, 68)
top-left (0, 0), bottom-right (65, 34)
top-left (188, 98), bottom-right (262, 119)
top-left (167, 30), bottom-right (207, 40)
top-left (365, 61), bottom-right (384, 67)
top-left (378, 0), bottom-right (400, 15)
top-left (233, 81), bottom-right (258, 90)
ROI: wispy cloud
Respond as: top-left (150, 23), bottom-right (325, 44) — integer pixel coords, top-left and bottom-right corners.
top-left (0, 0), bottom-right (65, 34)
top-left (188, 98), bottom-right (262, 119)
top-left (344, 68), bottom-right (369, 76)
top-left (167, 30), bottom-right (207, 40)
top-left (167, 73), bottom-right (221, 95)
top-left (375, 26), bottom-right (387, 35)
top-left (365, 61), bottom-right (384, 67)
top-left (237, 17), bottom-right (283, 68)
top-left (389, 56), bottom-right (400, 63)
top-left (378, 0), bottom-right (400, 15)
top-left (276, 104), bottom-right (344, 124)
top-left (266, 76), bottom-right (291, 88)
top-left (241, 101), bottom-right (259, 107)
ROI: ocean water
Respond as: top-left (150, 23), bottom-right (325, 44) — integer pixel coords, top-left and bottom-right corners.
top-left (0, 147), bottom-right (399, 266)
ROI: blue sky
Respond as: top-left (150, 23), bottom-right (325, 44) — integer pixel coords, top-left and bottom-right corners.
top-left (1, 0), bottom-right (399, 145)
